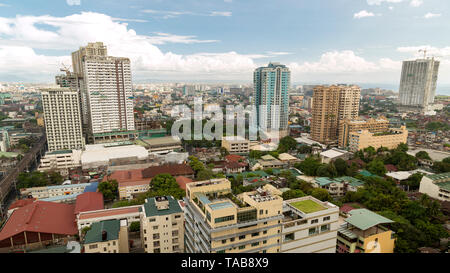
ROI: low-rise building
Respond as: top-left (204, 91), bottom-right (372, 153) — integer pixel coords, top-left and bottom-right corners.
top-left (222, 136), bottom-right (250, 154)
top-left (320, 148), bottom-right (353, 164)
top-left (83, 219), bottom-right (129, 253)
top-left (38, 150), bottom-right (82, 177)
top-left (140, 196), bottom-right (184, 253)
top-left (337, 209), bottom-right (395, 253)
top-left (281, 196), bottom-right (339, 253)
top-left (312, 177), bottom-right (365, 197)
top-left (77, 206), bottom-right (142, 232)
top-left (348, 126), bottom-right (408, 152)
top-left (20, 182), bottom-right (98, 200)
top-left (141, 136), bottom-right (182, 154)
top-left (419, 172), bottom-right (450, 202)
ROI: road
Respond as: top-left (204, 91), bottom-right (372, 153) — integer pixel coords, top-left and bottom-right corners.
top-left (0, 136), bottom-right (46, 218)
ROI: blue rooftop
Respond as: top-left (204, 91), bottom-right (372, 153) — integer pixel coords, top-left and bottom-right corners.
top-left (209, 201), bottom-right (234, 210)
top-left (83, 182), bottom-right (99, 193)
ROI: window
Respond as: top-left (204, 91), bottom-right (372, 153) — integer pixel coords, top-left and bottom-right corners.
top-left (230, 238), bottom-right (235, 242)
top-left (153, 234), bottom-right (160, 240)
top-left (321, 224), bottom-right (330, 232)
top-left (239, 235), bottom-right (246, 240)
top-left (89, 244), bottom-right (98, 249)
top-left (239, 245), bottom-right (246, 250)
top-left (222, 239), bottom-right (227, 244)
top-left (297, 220), bottom-right (307, 225)
top-left (263, 240), bottom-right (267, 244)
top-left (309, 228), bottom-right (318, 236)
top-left (285, 233), bottom-right (295, 242)
top-left (153, 225), bottom-right (158, 230)
top-left (251, 232), bottom-right (259, 237)
top-left (259, 209), bottom-right (264, 215)
top-left (323, 216), bottom-right (331, 221)
top-left (217, 250), bottom-right (225, 253)
top-left (154, 248), bottom-right (161, 253)
top-left (215, 215), bottom-right (235, 223)
top-left (149, 218), bottom-right (156, 222)
top-left (311, 219), bottom-right (319, 224)
top-left (251, 242), bottom-right (260, 247)
top-left (153, 241), bottom-right (160, 247)
top-left (263, 230), bottom-right (267, 235)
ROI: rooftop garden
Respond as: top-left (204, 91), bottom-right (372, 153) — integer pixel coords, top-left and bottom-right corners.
top-left (290, 199), bottom-right (327, 214)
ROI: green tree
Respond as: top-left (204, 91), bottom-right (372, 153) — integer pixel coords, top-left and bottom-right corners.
top-left (311, 188), bottom-right (331, 202)
top-left (129, 221), bottom-right (141, 232)
top-left (197, 169), bottom-right (214, 181)
top-left (249, 150), bottom-right (263, 159)
top-left (98, 180), bottom-right (119, 201)
top-left (367, 160), bottom-right (387, 176)
top-left (278, 136), bottom-right (297, 153)
top-left (295, 157), bottom-right (321, 176)
top-left (415, 151), bottom-right (431, 161)
top-left (282, 189), bottom-right (306, 200)
top-left (149, 174), bottom-right (185, 200)
top-left (334, 158), bottom-right (348, 176)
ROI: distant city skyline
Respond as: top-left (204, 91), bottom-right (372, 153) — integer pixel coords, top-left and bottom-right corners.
top-left (0, 0), bottom-right (449, 90)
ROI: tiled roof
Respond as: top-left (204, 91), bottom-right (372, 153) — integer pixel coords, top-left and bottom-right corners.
top-left (74, 192), bottom-right (104, 215)
top-left (0, 201), bottom-right (78, 241)
top-left (176, 176), bottom-right (194, 190)
top-left (8, 198), bottom-right (36, 210)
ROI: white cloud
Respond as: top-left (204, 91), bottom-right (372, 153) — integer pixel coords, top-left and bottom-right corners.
top-left (354, 10), bottom-right (376, 19)
top-left (367, 0), bottom-right (423, 7)
top-left (0, 11), bottom-right (447, 84)
top-left (410, 0), bottom-right (423, 7)
top-left (209, 11), bottom-right (232, 17)
top-left (0, 3), bottom-right (10, 7)
top-left (66, 0), bottom-right (81, 6)
top-left (141, 9), bottom-right (232, 19)
top-left (424, 12), bottom-right (441, 19)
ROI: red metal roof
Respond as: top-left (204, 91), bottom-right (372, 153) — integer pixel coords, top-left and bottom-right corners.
top-left (78, 206), bottom-right (140, 220)
top-left (225, 154), bottom-right (245, 162)
top-left (74, 192), bottom-right (104, 215)
top-left (0, 201), bottom-right (78, 241)
top-left (8, 198), bottom-right (36, 210)
top-left (141, 164), bottom-right (194, 178)
top-left (176, 176), bottom-right (194, 190)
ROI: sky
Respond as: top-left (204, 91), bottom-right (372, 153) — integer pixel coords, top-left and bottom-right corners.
top-left (0, 0), bottom-right (450, 94)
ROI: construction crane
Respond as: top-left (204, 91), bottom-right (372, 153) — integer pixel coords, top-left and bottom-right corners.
top-left (419, 49), bottom-right (428, 59)
top-left (59, 62), bottom-right (72, 76)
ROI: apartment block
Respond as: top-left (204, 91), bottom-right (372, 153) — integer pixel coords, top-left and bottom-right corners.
top-left (221, 136), bottom-right (250, 154)
top-left (84, 219), bottom-right (129, 253)
top-left (419, 172), bottom-right (450, 202)
top-left (399, 58), bottom-right (440, 108)
top-left (254, 62), bottom-right (291, 138)
top-left (348, 126), bottom-right (408, 152)
top-left (71, 42), bottom-right (135, 142)
top-left (281, 196), bottom-right (339, 253)
top-left (184, 178), bottom-right (284, 254)
top-left (20, 182), bottom-right (96, 200)
top-left (41, 88), bottom-right (85, 152)
top-left (337, 209), bottom-right (395, 253)
top-left (338, 117), bottom-right (390, 148)
top-left (140, 196), bottom-right (184, 253)
top-left (311, 85), bottom-right (360, 145)
top-left (77, 206), bottom-right (142, 232)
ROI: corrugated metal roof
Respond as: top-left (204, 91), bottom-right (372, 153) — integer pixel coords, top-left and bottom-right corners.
top-left (345, 209), bottom-right (394, 231)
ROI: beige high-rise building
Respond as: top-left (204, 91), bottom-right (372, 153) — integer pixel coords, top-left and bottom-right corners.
top-left (348, 126), bottom-right (408, 152)
top-left (184, 178), bottom-right (283, 253)
top-left (71, 42), bottom-right (135, 143)
top-left (338, 116), bottom-right (390, 148)
top-left (311, 85), bottom-right (361, 145)
top-left (41, 88), bottom-right (85, 152)
top-left (140, 196), bottom-right (184, 253)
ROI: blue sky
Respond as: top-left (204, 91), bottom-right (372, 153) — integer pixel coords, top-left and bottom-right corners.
top-left (0, 0), bottom-right (449, 94)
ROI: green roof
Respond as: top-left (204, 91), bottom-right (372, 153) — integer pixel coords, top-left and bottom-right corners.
top-left (437, 181), bottom-right (450, 191)
top-left (346, 209), bottom-right (394, 230)
top-left (426, 172), bottom-right (450, 182)
top-left (228, 171), bottom-right (269, 179)
top-left (84, 219), bottom-right (120, 244)
top-left (334, 176), bottom-right (365, 187)
top-left (143, 196), bottom-right (182, 217)
top-left (315, 177), bottom-right (335, 186)
top-left (290, 199), bottom-right (327, 214)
